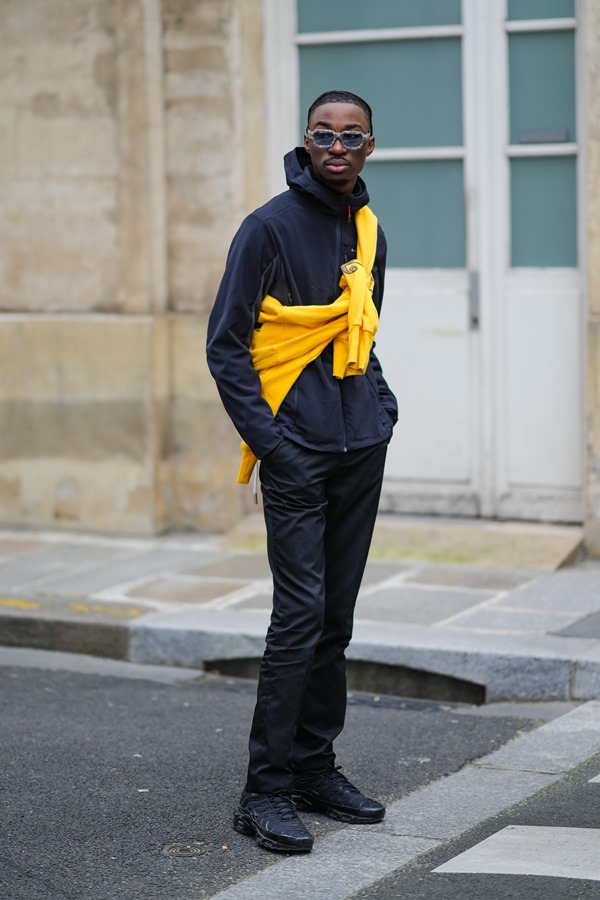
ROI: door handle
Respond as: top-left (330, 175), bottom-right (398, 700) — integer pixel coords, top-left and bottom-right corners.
top-left (469, 271), bottom-right (480, 331)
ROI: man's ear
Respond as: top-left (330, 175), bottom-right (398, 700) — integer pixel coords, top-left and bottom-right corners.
top-left (303, 133), bottom-right (311, 153)
top-left (366, 136), bottom-right (375, 157)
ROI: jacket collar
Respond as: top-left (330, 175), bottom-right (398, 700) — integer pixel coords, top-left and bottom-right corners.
top-left (284, 147), bottom-right (370, 216)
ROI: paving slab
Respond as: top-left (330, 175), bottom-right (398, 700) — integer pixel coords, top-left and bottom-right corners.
top-left (125, 577), bottom-right (250, 604)
top-left (33, 549), bottom-right (210, 593)
top-left (354, 585), bottom-right (495, 625)
top-left (8, 543), bottom-right (128, 566)
top-left (0, 557), bottom-right (75, 590)
top-left (553, 609), bottom-right (600, 638)
top-left (448, 606), bottom-right (583, 633)
top-left (183, 553), bottom-right (272, 580)
top-left (494, 570), bottom-right (600, 613)
top-left (236, 592), bottom-right (274, 610)
top-left (405, 564), bottom-right (540, 592)
top-left (0, 539), bottom-right (41, 557)
top-left (225, 512), bottom-right (583, 569)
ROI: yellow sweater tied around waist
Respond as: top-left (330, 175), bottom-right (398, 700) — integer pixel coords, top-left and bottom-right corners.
top-left (237, 205), bottom-right (379, 484)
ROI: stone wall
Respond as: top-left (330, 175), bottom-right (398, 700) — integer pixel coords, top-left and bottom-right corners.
top-left (0, 0), bottom-right (266, 533)
top-left (585, 0), bottom-right (600, 555)
top-left (2, 0), bottom-right (599, 547)
top-left (162, 0), bottom-right (266, 530)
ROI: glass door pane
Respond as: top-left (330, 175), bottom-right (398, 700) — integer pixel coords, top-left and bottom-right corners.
top-left (366, 160), bottom-right (465, 267)
top-left (299, 38), bottom-right (463, 148)
top-left (509, 31), bottom-right (576, 143)
top-left (298, 0), bottom-right (461, 32)
top-left (508, 0), bottom-right (574, 19)
top-left (510, 156), bottom-right (577, 266)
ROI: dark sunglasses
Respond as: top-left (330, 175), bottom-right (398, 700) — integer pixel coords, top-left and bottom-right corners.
top-left (305, 128), bottom-right (371, 150)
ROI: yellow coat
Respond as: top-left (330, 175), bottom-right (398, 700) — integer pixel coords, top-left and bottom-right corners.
top-left (237, 205), bottom-right (379, 484)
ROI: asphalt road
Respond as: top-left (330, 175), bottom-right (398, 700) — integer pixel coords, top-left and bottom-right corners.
top-left (0, 648), bottom-right (582, 900)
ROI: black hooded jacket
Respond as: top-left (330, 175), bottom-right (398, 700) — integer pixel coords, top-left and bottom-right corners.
top-left (206, 147), bottom-right (398, 460)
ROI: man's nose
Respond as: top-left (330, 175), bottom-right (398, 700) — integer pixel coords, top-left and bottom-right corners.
top-left (330, 136), bottom-right (346, 153)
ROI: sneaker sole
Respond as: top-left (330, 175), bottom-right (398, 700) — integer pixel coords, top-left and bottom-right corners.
top-left (233, 810), bottom-right (313, 854)
top-left (292, 792), bottom-right (385, 824)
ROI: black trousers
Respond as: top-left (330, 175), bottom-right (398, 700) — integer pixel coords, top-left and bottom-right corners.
top-left (246, 439), bottom-right (388, 793)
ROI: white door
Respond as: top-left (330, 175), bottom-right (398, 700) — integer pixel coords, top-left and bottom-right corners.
top-left (264, 0), bottom-right (583, 522)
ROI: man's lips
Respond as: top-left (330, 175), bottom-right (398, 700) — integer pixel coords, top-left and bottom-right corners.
top-left (325, 159), bottom-right (350, 170)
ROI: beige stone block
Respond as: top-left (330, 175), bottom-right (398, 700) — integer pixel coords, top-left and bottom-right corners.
top-left (0, 0), bottom-right (156, 316)
top-left (167, 178), bottom-right (234, 313)
top-left (166, 103), bottom-right (234, 175)
top-left (162, 0), bottom-right (233, 36)
top-left (0, 109), bottom-right (17, 177)
top-left (239, 0), bottom-right (267, 213)
top-left (0, 0), bottom-right (112, 45)
top-left (15, 113), bottom-right (117, 179)
top-left (169, 330), bottom-right (246, 530)
top-left (0, 313), bottom-right (174, 533)
top-left (593, 322), bottom-right (600, 403)
top-left (165, 312), bottom-right (246, 529)
top-left (0, 459), bottom-right (158, 534)
top-left (585, 321), bottom-right (600, 415)
top-left (170, 315), bottom-right (219, 402)
top-left (585, 478), bottom-right (600, 555)
top-left (0, 316), bottom-right (156, 401)
top-left (0, 179), bottom-right (119, 312)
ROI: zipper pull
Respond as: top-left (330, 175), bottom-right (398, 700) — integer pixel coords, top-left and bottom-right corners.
top-left (347, 203), bottom-right (351, 224)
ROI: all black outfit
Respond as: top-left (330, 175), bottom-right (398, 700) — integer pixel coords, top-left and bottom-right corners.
top-left (206, 148), bottom-right (398, 793)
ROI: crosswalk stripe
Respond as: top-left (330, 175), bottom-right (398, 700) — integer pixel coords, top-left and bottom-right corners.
top-left (434, 825), bottom-right (600, 881)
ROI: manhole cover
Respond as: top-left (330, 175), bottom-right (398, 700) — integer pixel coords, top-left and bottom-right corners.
top-left (162, 841), bottom-right (209, 858)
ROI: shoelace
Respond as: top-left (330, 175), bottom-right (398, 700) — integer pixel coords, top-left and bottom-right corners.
top-left (317, 766), bottom-right (360, 794)
top-left (261, 792), bottom-right (298, 820)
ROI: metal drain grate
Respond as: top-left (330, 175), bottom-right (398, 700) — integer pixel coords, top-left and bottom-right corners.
top-left (162, 841), bottom-right (209, 859)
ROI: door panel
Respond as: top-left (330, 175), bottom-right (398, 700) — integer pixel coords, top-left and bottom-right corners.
top-left (376, 272), bottom-right (473, 484)
top-left (273, 0), bottom-right (583, 522)
top-left (504, 276), bottom-right (582, 489)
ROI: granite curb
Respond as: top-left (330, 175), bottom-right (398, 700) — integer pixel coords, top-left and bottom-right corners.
top-left (0, 521), bottom-right (599, 703)
top-left (2, 601), bottom-right (600, 703)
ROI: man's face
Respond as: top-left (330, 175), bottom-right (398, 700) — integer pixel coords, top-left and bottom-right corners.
top-left (304, 102), bottom-right (375, 195)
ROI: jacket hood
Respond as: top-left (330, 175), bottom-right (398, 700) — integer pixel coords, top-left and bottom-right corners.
top-left (284, 147), bottom-right (370, 215)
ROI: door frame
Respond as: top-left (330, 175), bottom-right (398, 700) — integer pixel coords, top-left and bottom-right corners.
top-left (261, 0), bottom-right (587, 522)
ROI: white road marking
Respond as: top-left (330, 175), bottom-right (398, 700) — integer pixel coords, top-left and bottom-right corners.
top-left (588, 773), bottom-right (600, 782)
top-left (434, 825), bottom-right (600, 881)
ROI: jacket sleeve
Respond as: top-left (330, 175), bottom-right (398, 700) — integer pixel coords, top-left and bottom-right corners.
top-left (370, 224), bottom-right (398, 424)
top-left (206, 213), bottom-right (284, 458)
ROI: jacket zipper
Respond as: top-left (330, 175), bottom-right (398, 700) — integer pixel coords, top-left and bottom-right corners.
top-left (336, 213), bottom-right (348, 451)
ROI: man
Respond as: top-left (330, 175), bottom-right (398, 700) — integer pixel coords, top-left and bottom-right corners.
top-left (206, 90), bottom-right (397, 854)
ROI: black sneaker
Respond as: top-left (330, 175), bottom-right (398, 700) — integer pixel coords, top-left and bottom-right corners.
top-left (233, 791), bottom-right (314, 853)
top-left (292, 766), bottom-right (385, 824)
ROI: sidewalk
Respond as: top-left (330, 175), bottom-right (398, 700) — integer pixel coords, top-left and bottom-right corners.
top-left (1, 514), bottom-right (600, 703)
